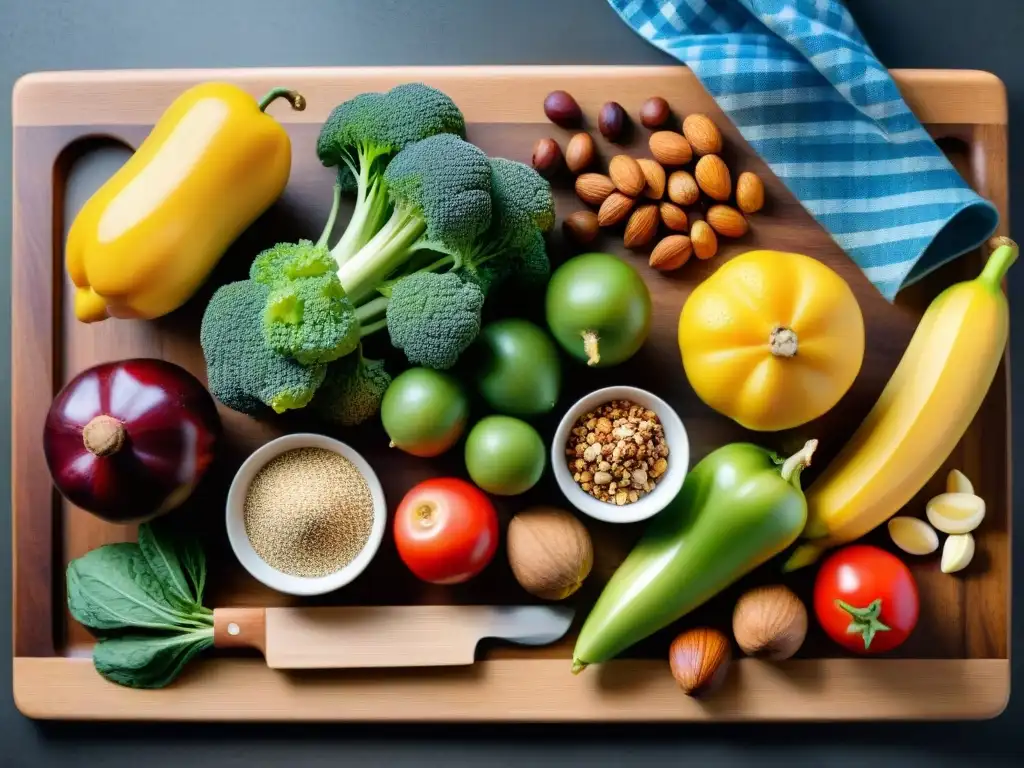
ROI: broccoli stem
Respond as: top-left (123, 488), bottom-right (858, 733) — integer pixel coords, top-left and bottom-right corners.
top-left (330, 146), bottom-right (393, 267)
top-left (316, 180), bottom-right (343, 249)
top-left (355, 295), bottom-right (389, 323)
top-left (359, 317), bottom-right (388, 337)
top-left (338, 207), bottom-right (427, 304)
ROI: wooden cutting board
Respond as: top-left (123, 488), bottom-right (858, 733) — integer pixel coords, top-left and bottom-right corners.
top-left (10, 66), bottom-right (1011, 721)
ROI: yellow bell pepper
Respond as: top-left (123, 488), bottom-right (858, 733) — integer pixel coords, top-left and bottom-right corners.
top-left (678, 250), bottom-right (865, 431)
top-left (66, 83), bottom-right (305, 322)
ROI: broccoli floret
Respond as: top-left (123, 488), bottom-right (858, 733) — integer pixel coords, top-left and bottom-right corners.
top-left (248, 239), bottom-right (360, 365)
top-left (382, 272), bottom-right (485, 369)
top-left (263, 276), bottom-right (360, 365)
top-left (200, 281), bottom-right (326, 415)
top-left (507, 227), bottom-right (551, 289)
top-left (337, 134), bottom-right (493, 304)
top-left (250, 239), bottom-right (336, 286)
top-left (316, 84), bottom-right (466, 264)
top-left (488, 157), bottom-right (556, 236)
top-left (311, 348), bottom-right (392, 426)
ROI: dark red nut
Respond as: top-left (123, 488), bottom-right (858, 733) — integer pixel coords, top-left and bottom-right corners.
top-left (531, 138), bottom-right (564, 178)
top-left (544, 90), bottom-right (582, 128)
top-left (598, 101), bottom-right (628, 142)
top-left (640, 97), bottom-right (671, 129)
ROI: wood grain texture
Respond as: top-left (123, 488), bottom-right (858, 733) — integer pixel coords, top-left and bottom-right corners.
top-left (12, 657), bottom-right (1009, 722)
top-left (11, 67), bottom-right (1007, 126)
top-left (10, 66), bottom-right (1011, 721)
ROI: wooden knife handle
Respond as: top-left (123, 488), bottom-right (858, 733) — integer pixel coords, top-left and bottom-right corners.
top-left (213, 607), bottom-right (267, 654)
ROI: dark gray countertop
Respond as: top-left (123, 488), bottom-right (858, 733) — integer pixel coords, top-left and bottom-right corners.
top-left (2, 1), bottom-right (1022, 764)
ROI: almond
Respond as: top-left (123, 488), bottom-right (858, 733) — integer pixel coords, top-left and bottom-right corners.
top-left (609, 155), bottom-right (646, 197)
top-left (597, 192), bottom-right (635, 227)
top-left (624, 205), bottom-right (659, 249)
top-left (659, 202), bottom-right (688, 232)
top-left (575, 173), bottom-right (616, 206)
top-left (682, 114), bottom-right (723, 156)
top-left (736, 171), bottom-right (765, 214)
top-left (566, 132), bottom-right (596, 174)
top-left (706, 205), bottom-right (748, 238)
top-left (650, 235), bottom-right (692, 271)
top-left (690, 220), bottom-right (718, 259)
top-left (695, 155), bottom-right (731, 201)
top-left (649, 131), bottom-right (693, 166)
top-left (667, 170), bottom-right (700, 206)
top-left (637, 158), bottom-right (666, 200)
top-left (563, 210), bottom-right (600, 244)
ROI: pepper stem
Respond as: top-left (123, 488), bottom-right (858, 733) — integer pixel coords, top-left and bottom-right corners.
top-left (82, 415), bottom-right (126, 457)
top-left (779, 439), bottom-right (818, 485)
top-left (836, 598), bottom-right (891, 650)
top-left (258, 87), bottom-right (306, 113)
top-left (581, 331), bottom-right (601, 366)
top-left (978, 237), bottom-right (1018, 292)
top-left (769, 326), bottom-right (798, 357)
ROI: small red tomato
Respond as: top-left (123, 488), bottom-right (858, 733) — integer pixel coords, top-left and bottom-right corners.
top-left (394, 478), bottom-right (499, 584)
top-left (813, 545), bottom-right (919, 654)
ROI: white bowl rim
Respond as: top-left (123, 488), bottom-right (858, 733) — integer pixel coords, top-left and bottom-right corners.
top-left (550, 386), bottom-right (689, 524)
top-left (225, 432), bottom-right (388, 596)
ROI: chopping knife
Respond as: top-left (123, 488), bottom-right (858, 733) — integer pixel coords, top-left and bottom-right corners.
top-left (212, 605), bottom-right (574, 669)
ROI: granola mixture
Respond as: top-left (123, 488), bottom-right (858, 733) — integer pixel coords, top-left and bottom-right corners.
top-left (565, 399), bottom-right (669, 506)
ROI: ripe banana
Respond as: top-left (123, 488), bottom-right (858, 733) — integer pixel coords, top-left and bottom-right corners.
top-left (784, 237), bottom-right (1016, 571)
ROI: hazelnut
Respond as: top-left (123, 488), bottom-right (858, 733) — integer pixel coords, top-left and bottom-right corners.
top-left (640, 96), bottom-right (671, 129)
top-left (563, 210), bottom-right (600, 245)
top-left (531, 138), bottom-right (563, 178)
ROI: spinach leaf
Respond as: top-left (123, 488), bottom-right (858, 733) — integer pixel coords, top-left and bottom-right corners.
top-left (92, 629), bottom-right (214, 689)
top-left (138, 521), bottom-right (199, 611)
top-left (66, 543), bottom-right (206, 632)
top-left (180, 537), bottom-right (207, 606)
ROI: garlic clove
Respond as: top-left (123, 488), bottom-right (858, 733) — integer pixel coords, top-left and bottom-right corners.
top-left (926, 492), bottom-right (985, 534)
top-left (887, 516), bottom-right (939, 555)
top-left (946, 469), bottom-right (974, 495)
top-left (941, 532), bottom-right (976, 574)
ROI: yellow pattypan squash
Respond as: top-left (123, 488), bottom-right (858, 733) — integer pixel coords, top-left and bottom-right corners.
top-left (678, 250), bottom-right (865, 431)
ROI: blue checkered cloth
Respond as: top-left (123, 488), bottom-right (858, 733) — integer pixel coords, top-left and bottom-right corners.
top-left (608, 0), bottom-right (999, 300)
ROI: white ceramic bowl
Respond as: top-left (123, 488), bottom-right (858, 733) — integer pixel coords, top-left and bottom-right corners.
top-left (226, 433), bottom-right (387, 596)
top-left (551, 386), bottom-right (689, 524)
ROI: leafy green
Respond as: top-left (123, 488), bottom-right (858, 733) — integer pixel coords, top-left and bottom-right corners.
top-left (92, 630), bottom-right (215, 690)
top-left (180, 537), bottom-right (207, 606)
top-left (137, 521), bottom-right (211, 613)
top-left (67, 543), bottom-right (202, 632)
top-left (66, 523), bottom-right (215, 690)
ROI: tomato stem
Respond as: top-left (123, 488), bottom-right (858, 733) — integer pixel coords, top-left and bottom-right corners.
top-left (415, 503), bottom-right (436, 528)
top-left (836, 598), bottom-right (891, 650)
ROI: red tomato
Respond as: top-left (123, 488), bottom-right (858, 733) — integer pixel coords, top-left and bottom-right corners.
top-left (813, 545), bottom-right (919, 654)
top-left (394, 478), bottom-right (499, 584)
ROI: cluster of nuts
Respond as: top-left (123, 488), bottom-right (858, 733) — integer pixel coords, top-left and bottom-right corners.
top-left (564, 400), bottom-right (669, 506)
top-left (534, 91), bottom-right (766, 274)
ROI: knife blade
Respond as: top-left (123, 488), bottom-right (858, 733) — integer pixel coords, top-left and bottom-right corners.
top-left (212, 605), bottom-right (574, 669)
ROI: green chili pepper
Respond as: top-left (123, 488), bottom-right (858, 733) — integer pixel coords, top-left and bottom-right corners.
top-left (571, 440), bottom-right (817, 673)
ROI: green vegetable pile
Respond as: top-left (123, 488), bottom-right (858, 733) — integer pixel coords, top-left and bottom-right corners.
top-left (200, 82), bottom-right (555, 424)
top-left (67, 521), bottom-right (212, 689)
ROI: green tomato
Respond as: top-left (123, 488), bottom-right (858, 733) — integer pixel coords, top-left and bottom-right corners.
top-left (465, 416), bottom-right (545, 496)
top-left (381, 368), bottom-right (469, 457)
top-left (545, 252), bottom-right (652, 367)
top-left (472, 319), bottom-right (561, 416)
